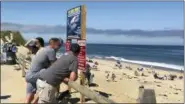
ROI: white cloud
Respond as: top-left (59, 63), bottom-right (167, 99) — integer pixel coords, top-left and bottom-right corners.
top-left (21, 32), bottom-right (184, 45)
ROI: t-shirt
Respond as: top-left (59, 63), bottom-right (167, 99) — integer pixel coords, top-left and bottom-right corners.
top-left (25, 46), bottom-right (57, 83)
top-left (39, 51), bottom-right (78, 87)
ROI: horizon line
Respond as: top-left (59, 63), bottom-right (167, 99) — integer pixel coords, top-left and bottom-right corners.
top-left (2, 22), bottom-right (184, 31)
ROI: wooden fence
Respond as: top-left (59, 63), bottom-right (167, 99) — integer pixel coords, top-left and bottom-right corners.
top-left (16, 53), bottom-right (156, 104)
top-left (16, 53), bottom-right (31, 77)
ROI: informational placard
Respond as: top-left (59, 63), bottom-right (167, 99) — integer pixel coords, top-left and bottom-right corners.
top-left (67, 5), bottom-right (86, 40)
top-left (77, 40), bottom-right (86, 71)
top-left (65, 39), bottom-right (71, 52)
top-left (67, 6), bottom-right (82, 39)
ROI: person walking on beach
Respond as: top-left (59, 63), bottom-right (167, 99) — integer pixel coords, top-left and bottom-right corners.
top-left (36, 44), bottom-right (80, 103)
top-left (111, 73), bottom-right (116, 82)
top-left (106, 73), bottom-right (110, 81)
top-left (85, 63), bottom-right (91, 86)
top-left (25, 38), bottom-right (62, 104)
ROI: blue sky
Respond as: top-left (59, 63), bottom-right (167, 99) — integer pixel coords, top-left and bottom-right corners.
top-left (1, 1), bottom-right (184, 30)
top-left (1, 1), bottom-right (184, 45)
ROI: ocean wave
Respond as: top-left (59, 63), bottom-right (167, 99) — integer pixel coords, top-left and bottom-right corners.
top-left (104, 56), bottom-right (184, 70)
top-left (56, 52), bottom-right (184, 70)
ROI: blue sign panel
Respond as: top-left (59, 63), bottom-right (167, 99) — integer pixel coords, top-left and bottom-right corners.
top-left (67, 6), bottom-right (82, 39)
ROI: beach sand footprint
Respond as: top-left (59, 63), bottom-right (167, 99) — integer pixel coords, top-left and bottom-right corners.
top-left (156, 85), bottom-right (161, 87)
top-left (174, 92), bottom-right (178, 95)
top-left (154, 81), bottom-right (162, 83)
top-left (159, 94), bottom-right (168, 97)
top-left (174, 88), bottom-right (182, 91)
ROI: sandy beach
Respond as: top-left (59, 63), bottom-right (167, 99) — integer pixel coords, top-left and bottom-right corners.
top-left (1, 46), bottom-right (184, 103)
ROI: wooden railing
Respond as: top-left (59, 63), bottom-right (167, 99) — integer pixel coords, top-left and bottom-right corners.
top-left (16, 53), bottom-right (31, 77)
top-left (68, 80), bottom-right (116, 103)
top-left (16, 53), bottom-right (156, 104)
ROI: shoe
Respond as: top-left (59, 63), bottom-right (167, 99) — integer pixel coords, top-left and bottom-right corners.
top-left (56, 90), bottom-right (71, 101)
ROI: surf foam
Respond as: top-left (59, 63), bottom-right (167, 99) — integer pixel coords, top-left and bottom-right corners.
top-left (105, 56), bottom-right (184, 70)
top-left (57, 52), bottom-right (184, 70)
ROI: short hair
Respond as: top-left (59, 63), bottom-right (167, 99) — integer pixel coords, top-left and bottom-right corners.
top-left (70, 43), bottom-right (80, 54)
top-left (36, 37), bottom-right (44, 47)
top-left (49, 38), bottom-right (60, 44)
top-left (58, 38), bottom-right (64, 45)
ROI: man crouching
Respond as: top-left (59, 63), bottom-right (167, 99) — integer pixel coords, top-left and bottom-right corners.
top-left (36, 43), bottom-right (80, 103)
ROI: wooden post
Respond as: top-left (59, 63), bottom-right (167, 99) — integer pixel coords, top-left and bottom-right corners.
top-left (16, 53), bottom-right (31, 77)
top-left (17, 58), bottom-right (25, 77)
top-left (137, 87), bottom-right (156, 103)
top-left (80, 5), bottom-right (86, 104)
top-left (21, 64), bottom-right (26, 77)
top-left (81, 5), bottom-right (86, 40)
top-left (66, 5), bottom-right (87, 104)
top-left (80, 71), bottom-right (85, 103)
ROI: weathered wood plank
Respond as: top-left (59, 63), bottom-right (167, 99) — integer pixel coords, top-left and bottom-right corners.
top-left (16, 57), bottom-right (26, 77)
top-left (68, 80), bottom-right (116, 104)
top-left (16, 53), bottom-right (31, 77)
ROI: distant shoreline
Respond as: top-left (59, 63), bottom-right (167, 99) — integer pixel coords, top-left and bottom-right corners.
top-left (85, 43), bottom-right (184, 47)
top-left (57, 51), bottom-right (184, 72)
top-left (45, 42), bottom-right (184, 47)
top-left (93, 57), bottom-right (184, 73)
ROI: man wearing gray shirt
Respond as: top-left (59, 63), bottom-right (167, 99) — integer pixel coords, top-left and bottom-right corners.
top-left (25, 38), bottom-right (62, 103)
top-left (36, 44), bottom-right (80, 103)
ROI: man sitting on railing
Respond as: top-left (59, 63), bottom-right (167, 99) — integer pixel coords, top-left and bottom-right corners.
top-left (36, 44), bottom-right (80, 103)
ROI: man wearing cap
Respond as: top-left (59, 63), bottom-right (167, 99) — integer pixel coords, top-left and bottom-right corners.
top-left (36, 43), bottom-right (80, 103)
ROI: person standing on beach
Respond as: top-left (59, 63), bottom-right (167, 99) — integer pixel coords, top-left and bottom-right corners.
top-left (106, 73), bottom-right (110, 81)
top-left (25, 38), bottom-right (62, 104)
top-left (36, 44), bottom-right (80, 103)
top-left (111, 73), bottom-right (116, 82)
top-left (85, 63), bottom-right (91, 86)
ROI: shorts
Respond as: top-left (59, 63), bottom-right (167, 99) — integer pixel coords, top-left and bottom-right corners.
top-left (26, 82), bottom-right (37, 94)
top-left (36, 79), bottom-right (58, 103)
top-left (25, 69), bottom-right (45, 94)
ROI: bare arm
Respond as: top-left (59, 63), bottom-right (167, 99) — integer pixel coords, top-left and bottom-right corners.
top-left (33, 95), bottom-right (39, 104)
top-left (69, 71), bottom-right (78, 81)
top-left (63, 59), bottom-right (78, 83)
top-left (63, 72), bottom-right (78, 83)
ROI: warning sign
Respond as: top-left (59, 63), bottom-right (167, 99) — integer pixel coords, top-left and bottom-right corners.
top-left (77, 40), bottom-right (86, 71)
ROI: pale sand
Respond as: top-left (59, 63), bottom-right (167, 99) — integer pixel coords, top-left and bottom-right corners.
top-left (1, 46), bottom-right (184, 103)
top-left (91, 59), bottom-right (184, 103)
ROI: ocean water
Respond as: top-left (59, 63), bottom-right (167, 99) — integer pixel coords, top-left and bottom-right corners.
top-left (57, 44), bottom-right (184, 70)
